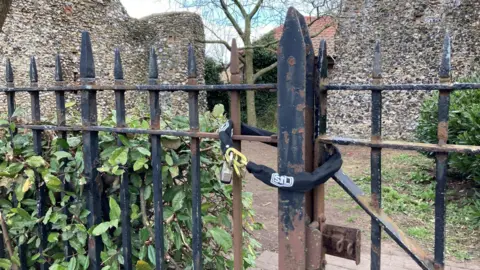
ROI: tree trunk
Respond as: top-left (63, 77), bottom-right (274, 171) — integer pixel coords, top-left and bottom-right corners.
top-left (0, 0), bottom-right (12, 31)
top-left (243, 19), bottom-right (257, 126)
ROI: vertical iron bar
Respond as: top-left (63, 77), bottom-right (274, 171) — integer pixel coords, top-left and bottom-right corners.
top-left (29, 57), bottom-right (48, 270)
top-left (80, 32), bottom-right (102, 270)
top-left (229, 39), bottom-right (243, 270)
top-left (295, 12), bottom-right (319, 270)
top-left (6, 59), bottom-right (27, 270)
top-left (187, 45), bottom-right (202, 270)
top-left (371, 41), bottom-right (382, 270)
top-left (434, 34), bottom-right (451, 270)
top-left (55, 54), bottom-right (73, 258)
top-left (148, 47), bottom-right (165, 270)
top-left (315, 39), bottom-right (329, 269)
top-left (114, 49), bottom-right (133, 270)
top-left (277, 8), bottom-right (307, 270)
top-left (6, 59), bottom-right (16, 136)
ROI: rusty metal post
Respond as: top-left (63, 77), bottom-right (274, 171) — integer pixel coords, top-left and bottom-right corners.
top-left (294, 11), bottom-right (320, 270)
top-left (434, 33), bottom-right (451, 270)
top-left (188, 44), bottom-right (203, 270)
top-left (229, 39), bottom-right (243, 270)
top-left (277, 8), bottom-right (307, 269)
top-left (314, 39), bottom-right (329, 269)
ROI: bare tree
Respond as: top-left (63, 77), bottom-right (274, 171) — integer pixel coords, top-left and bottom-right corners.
top-left (0, 0), bottom-right (12, 31)
top-left (172, 0), bottom-right (342, 126)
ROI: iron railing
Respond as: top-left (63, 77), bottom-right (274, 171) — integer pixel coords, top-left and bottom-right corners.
top-left (315, 25), bottom-right (480, 270)
top-left (0, 31), bottom-right (275, 270)
top-left (0, 6), bottom-right (479, 270)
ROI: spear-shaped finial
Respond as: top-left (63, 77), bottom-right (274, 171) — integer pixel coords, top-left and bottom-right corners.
top-left (373, 41), bottom-right (382, 79)
top-left (148, 47), bottom-right (158, 79)
top-left (114, 48), bottom-right (124, 80)
top-left (30, 56), bottom-right (38, 83)
top-left (187, 44), bottom-right (197, 79)
top-left (55, 54), bottom-right (64, 81)
top-left (439, 32), bottom-right (451, 79)
top-left (80, 31), bottom-right (96, 79)
top-left (5, 58), bottom-right (13, 83)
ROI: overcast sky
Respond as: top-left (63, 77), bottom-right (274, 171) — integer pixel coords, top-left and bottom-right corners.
top-left (119, 0), bottom-right (277, 62)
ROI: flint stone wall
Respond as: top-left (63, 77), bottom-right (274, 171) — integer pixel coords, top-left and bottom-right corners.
top-left (329, 0), bottom-right (480, 139)
top-left (0, 0), bottom-right (206, 122)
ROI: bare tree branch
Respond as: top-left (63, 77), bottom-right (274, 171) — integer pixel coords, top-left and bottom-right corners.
top-left (196, 39), bottom-right (232, 51)
top-left (249, 0), bottom-right (264, 19)
top-left (232, 0), bottom-right (248, 18)
top-left (219, 0), bottom-right (245, 39)
top-left (310, 22), bottom-right (335, 39)
top-left (253, 62), bottom-right (277, 82)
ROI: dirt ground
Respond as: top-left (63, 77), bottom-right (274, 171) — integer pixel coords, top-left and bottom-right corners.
top-left (241, 141), bottom-right (480, 265)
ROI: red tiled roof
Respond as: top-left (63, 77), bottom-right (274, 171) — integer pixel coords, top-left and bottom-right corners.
top-left (273, 16), bottom-right (336, 56)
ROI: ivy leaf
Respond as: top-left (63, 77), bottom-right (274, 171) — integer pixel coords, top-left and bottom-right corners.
top-left (209, 227), bottom-right (232, 251)
top-left (137, 147), bottom-right (151, 157)
top-left (169, 166), bottom-right (179, 178)
top-left (22, 179), bottom-right (32, 193)
top-left (54, 151), bottom-right (72, 161)
top-left (212, 104), bottom-right (225, 118)
top-left (108, 147), bottom-right (129, 166)
top-left (135, 260), bottom-right (153, 270)
top-left (147, 245), bottom-right (156, 266)
top-left (134, 157), bottom-right (148, 171)
top-left (0, 259), bottom-right (11, 270)
top-left (118, 135), bottom-right (131, 147)
top-left (67, 257), bottom-right (77, 270)
top-left (43, 207), bottom-right (53, 224)
top-left (67, 137), bottom-right (81, 148)
top-left (48, 232), bottom-right (60, 243)
top-left (44, 174), bottom-right (62, 192)
top-left (65, 101), bottom-right (76, 108)
top-left (165, 154), bottom-right (173, 166)
top-left (26, 156), bottom-right (46, 168)
top-left (144, 186), bottom-right (152, 201)
top-left (172, 191), bottom-right (185, 211)
top-left (91, 222), bottom-right (111, 236)
top-left (0, 163), bottom-right (24, 177)
top-left (109, 197), bottom-right (121, 221)
top-left (11, 208), bottom-right (31, 220)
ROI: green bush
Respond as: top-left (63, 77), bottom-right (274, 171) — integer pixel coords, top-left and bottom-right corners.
top-left (0, 104), bottom-right (261, 269)
top-left (416, 74), bottom-right (480, 184)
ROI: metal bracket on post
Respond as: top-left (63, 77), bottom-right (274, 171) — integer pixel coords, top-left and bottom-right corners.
top-left (322, 224), bottom-right (361, 265)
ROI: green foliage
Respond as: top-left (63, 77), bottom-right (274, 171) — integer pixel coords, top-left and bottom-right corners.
top-left (0, 104), bottom-right (261, 269)
top-left (416, 74), bottom-right (480, 184)
top-left (203, 32), bottom-right (278, 131)
top-left (205, 57), bottom-right (229, 115)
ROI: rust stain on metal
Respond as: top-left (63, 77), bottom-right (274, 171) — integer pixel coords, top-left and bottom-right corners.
top-left (371, 193), bottom-right (380, 209)
top-left (437, 121), bottom-right (448, 145)
top-left (288, 56), bottom-right (296, 66)
top-left (288, 163), bottom-right (304, 174)
top-left (297, 104), bottom-right (306, 112)
top-left (299, 89), bottom-right (306, 98)
top-left (279, 212), bottom-right (307, 270)
top-left (283, 131), bottom-right (289, 144)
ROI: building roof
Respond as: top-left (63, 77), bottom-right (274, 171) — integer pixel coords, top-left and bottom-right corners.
top-left (273, 16), bottom-right (336, 56)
